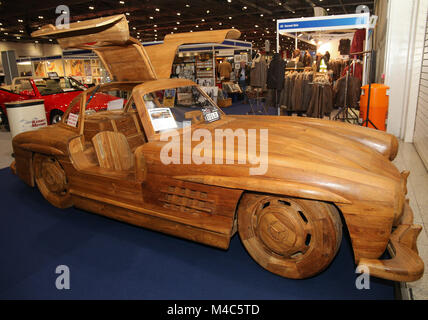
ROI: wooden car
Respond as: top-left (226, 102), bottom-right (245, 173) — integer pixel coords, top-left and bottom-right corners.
top-left (10, 15), bottom-right (424, 282)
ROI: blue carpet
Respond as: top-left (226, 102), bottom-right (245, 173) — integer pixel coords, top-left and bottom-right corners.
top-left (222, 101), bottom-right (278, 116)
top-left (0, 167), bottom-right (395, 300)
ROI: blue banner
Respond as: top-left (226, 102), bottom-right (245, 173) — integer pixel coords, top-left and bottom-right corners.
top-left (278, 16), bottom-right (368, 31)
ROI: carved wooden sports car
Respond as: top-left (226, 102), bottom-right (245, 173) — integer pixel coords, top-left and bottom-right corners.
top-left (10, 15), bottom-right (424, 282)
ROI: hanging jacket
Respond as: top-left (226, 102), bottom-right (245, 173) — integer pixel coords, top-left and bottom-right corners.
top-left (267, 54), bottom-right (286, 90)
top-left (250, 58), bottom-right (268, 88)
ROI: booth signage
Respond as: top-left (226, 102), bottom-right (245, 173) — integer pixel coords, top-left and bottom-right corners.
top-left (277, 13), bottom-right (369, 33)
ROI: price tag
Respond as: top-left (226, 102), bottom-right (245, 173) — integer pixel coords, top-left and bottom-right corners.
top-left (202, 107), bottom-right (220, 123)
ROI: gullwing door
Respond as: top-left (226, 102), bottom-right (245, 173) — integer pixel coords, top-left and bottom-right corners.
top-left (31, 14), bottom-right (158, 82)
top-left (32, 14), bottom-right (241, 81)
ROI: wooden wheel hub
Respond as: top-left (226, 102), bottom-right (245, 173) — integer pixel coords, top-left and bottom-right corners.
top-left (41, 159), bottom-right (67, 193)
top-left (34, 154), bottom-right (72, 209)
top-left (238, 194), bottom-right (342, 279)
top-left (254, 199), bottom-right (309, 258)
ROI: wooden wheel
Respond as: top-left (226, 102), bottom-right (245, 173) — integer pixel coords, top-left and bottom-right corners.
top-left (238, 194), bottom-right (342, 279)
top-left (33, 153), bottom-right (73, 209)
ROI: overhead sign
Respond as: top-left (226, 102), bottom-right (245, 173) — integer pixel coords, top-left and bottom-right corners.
top-left (277, 13), bottom-right (370, 33)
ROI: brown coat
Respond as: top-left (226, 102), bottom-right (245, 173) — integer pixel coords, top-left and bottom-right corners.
top-left (333, 75), bottom-right (361, 109)
top-left (218, 61), bottom-right (232, 79)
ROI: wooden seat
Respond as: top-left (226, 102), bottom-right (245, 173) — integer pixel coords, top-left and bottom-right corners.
top-left (92, 131), bottom-right (134, 171)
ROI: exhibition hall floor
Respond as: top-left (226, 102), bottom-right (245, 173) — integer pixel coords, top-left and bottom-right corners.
top-left (0, 108), bottom-right (427, 299)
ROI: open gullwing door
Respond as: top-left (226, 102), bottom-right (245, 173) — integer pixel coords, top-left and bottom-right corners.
top-left (32, 14), bottom-right (241, 81)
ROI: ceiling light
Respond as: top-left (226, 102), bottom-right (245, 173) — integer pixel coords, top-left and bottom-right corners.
top-left (38, 16), bottom-right (43, 19)
top-left (243, 6), bottom-right (247, 10)
top-left (206, 10), bottom-right (210, 14)
top-left (154, 24), bottom-right (158, 27)
top-left (177, 12), bottom-right (181, 16)
top-left (201, 19), bottom-right (205, 22)
top-left (196, 25), bottom-right (199, 28)
top-left (155, 8), bottom-right (160, 12)
top-left (260, 14), bottom-right (264, 17)
top-left (149, 16), bottom-right (154, 19)
top-left (119, 1), bottom-right (125, 4)
top-left (229, 16), bottom-right (232, 19)
top-left (89, 6), bottom-right (94, 10)
top-left (174, 27), bottom-right (177, 30)
top-left (18, 19), bottom-right (23, 22)
top-left (186, 4), bottom-right (190, 7)
top-left (327, 8), bottom-right (330, 11)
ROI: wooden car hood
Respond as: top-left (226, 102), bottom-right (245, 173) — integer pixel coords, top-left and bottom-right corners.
top-left (31, 14), bottom-right (241, 81)
top-left (142, 115), bottom-right (402, 205)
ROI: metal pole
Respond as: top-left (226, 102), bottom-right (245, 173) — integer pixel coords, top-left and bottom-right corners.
top-left (362, 27), bottom-right (369, 86)
top-left (295, 32), bottom-right (298, 50)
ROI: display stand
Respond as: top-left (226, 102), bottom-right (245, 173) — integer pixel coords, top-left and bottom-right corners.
top-left (246, 89), bottom-right (267, 115)
top-left (276, 13), bottom-right (372, 86)
top-left (360, 50), bottom-right (378, 129)
top-left (333, 70), bottom-right (360, 123)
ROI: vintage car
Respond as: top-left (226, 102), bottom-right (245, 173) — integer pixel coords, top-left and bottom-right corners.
top-left (0, 75), bottom-right (119, 126)
top-left (10, 15), bottom-right (424, 282)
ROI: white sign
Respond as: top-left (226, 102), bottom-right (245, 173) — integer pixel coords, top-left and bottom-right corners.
top-left (107, 98), bottom-right (124, 111)
top-left (67, 113), bottom-right (79, 127)
top-left (149, 108), bottom-right (177, 132)
top-left (218, 49), bottom-right (235, 57)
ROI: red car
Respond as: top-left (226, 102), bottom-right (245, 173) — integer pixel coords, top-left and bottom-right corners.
top-left (0, 76), bottom-right (119, 126)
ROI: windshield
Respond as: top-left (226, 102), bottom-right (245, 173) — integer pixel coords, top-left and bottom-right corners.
top-left (63, 85), bottom-right (134, 128)
top-left (34, 77), bottom-right (86, 95)
top-left (143, 85), bottom-right (222, 133)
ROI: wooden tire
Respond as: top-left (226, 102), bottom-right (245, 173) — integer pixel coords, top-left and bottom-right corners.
top-left (33, 153), bottom-right (73, 209)
top-left (238, 194), bottom-right (342, 279)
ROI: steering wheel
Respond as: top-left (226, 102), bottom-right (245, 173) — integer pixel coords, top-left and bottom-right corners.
top-left (185, 110), bottom-right (204, 124)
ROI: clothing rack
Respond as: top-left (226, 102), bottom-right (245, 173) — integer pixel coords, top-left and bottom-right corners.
top-left (332, 70), bottom-right (359, 123)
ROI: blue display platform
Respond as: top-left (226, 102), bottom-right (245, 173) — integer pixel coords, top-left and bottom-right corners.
top-left (0, 166), bottom-right (395, 300)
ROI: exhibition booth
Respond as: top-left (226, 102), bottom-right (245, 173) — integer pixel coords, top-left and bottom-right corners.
top-left (0, 1), bottom-right (427, 303)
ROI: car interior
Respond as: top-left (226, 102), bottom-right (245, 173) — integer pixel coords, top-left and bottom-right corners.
top-left (67, 86), bottom-right (147, 177)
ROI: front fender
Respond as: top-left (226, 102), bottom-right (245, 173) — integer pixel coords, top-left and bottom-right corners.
top-left (173, 175), bottom-right (351, 204)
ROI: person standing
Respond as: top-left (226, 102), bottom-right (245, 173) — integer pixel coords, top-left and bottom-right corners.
top-left (238, 61), bottom-right (250, 103)
top-left (218, 60), bottom-right (232, 80)
top-left (303, 50), bottom-right (313, 67)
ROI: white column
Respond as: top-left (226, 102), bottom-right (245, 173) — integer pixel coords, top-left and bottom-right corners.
top-left (384, 0), bottom-right (428, 140)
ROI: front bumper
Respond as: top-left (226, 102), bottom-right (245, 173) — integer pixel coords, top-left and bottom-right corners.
top-left (358, 201), bottom-right (424, 282)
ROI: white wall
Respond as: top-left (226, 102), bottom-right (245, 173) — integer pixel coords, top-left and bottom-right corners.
top-left (384, 0), bottom-right (428, 141)
top-left (0, 41), bottom-right (63, 72)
